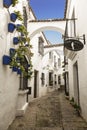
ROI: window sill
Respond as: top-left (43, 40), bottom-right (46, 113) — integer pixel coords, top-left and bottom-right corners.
top-left (18, 89), bottom-right (29, 95)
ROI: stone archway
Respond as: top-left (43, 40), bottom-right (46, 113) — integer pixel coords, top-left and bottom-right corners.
top-left (28, 19), bottom-right (66, 39)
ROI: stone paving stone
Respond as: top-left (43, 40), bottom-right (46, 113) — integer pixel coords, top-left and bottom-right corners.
top-left (7, 91), bottom-right (87, 130)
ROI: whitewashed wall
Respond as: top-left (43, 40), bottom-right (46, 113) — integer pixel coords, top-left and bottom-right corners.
top-left (66, 0), bottom-right (87, 121)
top-left (0, 0), bottom-right (20, 130)
top-left (0, 0), bottom-right (30, 129)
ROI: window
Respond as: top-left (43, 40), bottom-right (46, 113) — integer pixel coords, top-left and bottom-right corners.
top-left (54, 74), bottom-right (57, 85)
top-left (54, 56), bottom-right (57, 68)
top-left (49, 52), bottom-right (51, 59)
top-left (38, 37), bottom-right (44, 56)
top-left (49, 52), bottom-right (53, 60)
top-left (58, 75), bottom-right (61, 84)
top-left (41, 73), bottom-right (45, 85)
top-left (58, 58), bottom-right (61, 67)
top-left (49, 72), bottom-right (53, 86)
top-left (20, 56), bottom-right (28, 90)
top-left (23, 7), bottom-right (27, 28)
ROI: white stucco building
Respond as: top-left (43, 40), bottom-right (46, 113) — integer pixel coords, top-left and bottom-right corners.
top-left (64, 0), bottom-right (87, 122)
top-left (0, 0), bottom-right (64, 130)
top-left (28, 7), bottom-right (64, 99)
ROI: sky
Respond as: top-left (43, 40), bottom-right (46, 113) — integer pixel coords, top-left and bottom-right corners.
top-left (30, 0), bottom-right (65, 44)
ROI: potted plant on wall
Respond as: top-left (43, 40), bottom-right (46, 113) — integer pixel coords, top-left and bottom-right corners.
top-left (3, 55), bottom-right (11, 65)
top-left (3, 0), bottom-right (18, 8)
top-left (16, 24), bottom-right (28, 36)
top-left (8, 23), bottom-right (16, 33)
top-left (10, 11), bottom-right (23, 22)
top-left (13, 37), bottom-right (20, 45)
top-left (10, 35), bottom-right (33, 78)
top-left (3, 0), bottom-right (12, 8)
top-left (12, 0), bottom-right (18, 7)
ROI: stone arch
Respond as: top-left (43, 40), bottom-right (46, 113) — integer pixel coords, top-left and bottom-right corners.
top-left (29, 26), bottom-right (64, 39)
top-left (28, 20), bottom-right (66, 39)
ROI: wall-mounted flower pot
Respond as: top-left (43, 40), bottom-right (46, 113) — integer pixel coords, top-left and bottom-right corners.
top-left (10, 13), bottom-right (17, 22)
top-left (28, 64), bottom-right (30, 67)
top-left (21, 37), bottom-right (26, 43)
top-left (12, 67), bottom-right (18, 72)
top-left (16, 24), bottom-right (24, 36)
top-left (17, 68), bottom-right (21, 75)
top-left (13, 37), bottom-right (19, 45)
top-left (16, 24), bottom-right (22, 30)
top-left (8, 23), bottom-right (16, 33)
top-left (16, 57), bottom-right (20, 63)
top-left (3, 55), bottom-right (11, 65)
top-left (3, 0), bottom-right (12, 8)
top-left (9, 48), bottom-right (15, 57)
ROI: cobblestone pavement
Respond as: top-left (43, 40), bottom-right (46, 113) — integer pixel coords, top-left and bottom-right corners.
top-left (8, 90), bottom-right (87, 130)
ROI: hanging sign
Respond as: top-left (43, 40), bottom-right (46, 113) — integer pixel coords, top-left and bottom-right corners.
top-left (64, 39), bottom-right (84, 51)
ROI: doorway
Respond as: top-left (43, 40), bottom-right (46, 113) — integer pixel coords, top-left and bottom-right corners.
top-left (34, 70), bottom-right (38, 98)
top-left (73, 62), bottom-right (80, 105)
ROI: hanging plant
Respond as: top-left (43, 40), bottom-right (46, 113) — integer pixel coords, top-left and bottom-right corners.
top-left (10, 36), bottom-right (33, 78)
top-left (12, 0), bottom-right (18, 7)
top-left (16, 24), bottom-right (28, 36)
top-left (14, 11), bottom-right (23, 21)
top-left (10, 11), bottom-right (23, 22)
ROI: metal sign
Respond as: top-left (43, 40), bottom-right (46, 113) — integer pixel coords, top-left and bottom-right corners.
top-left (64, 39), bottom-right (84, 51)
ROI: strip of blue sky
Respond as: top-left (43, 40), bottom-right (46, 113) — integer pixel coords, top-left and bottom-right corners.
top-left (30, 0), bottom-right (65, 44)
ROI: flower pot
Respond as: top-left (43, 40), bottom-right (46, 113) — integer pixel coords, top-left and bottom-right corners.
top-left (12, 67), bottom-right (18, 72)
top-left (8, 23), bottom-right (16, 33)
top-left (9, 48), bottom-right (15, 57)
top-left (17, 68), bottom-right (21, 75)
top-left (3, 0), bottom-right (12, 8)
top-left (3, 55), bottom-right (11, 65)
top-left (16, 57), bottom-right (20, 63)
top-left (13, 37), bottom-right (19, 45)
top-left (16, 24), bottom-right (22, 30)
top-left (28, 64), bottom-right (30, 67)
top-left (16, 24), bottom-right (25, 36)
top-left (10, 13), bottom-right (17, 22)
top-left (21, 37), bottom-right (26, 43)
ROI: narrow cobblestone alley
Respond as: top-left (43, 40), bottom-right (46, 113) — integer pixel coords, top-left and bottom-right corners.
top-left (8, 90), bottom-right (87, 130)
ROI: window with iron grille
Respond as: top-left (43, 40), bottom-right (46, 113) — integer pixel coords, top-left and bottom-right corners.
top-left (41, 73), bottom-right (45, 85)
top-left (54, 56), bottom-right (57, 67)
top-left (58, 75), bottom-right (61, 84)
top-left (58, 58), bottom-right (61, 67)
top-left (49, 72), bottom-right (53, 86)
top-left (20, 56), bottom-right (28, 90)
top-left (38, 37), bottom-right (44, 56)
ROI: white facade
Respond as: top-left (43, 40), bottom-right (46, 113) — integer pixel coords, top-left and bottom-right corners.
top-left (64, 0), bottom-right (87, 121)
